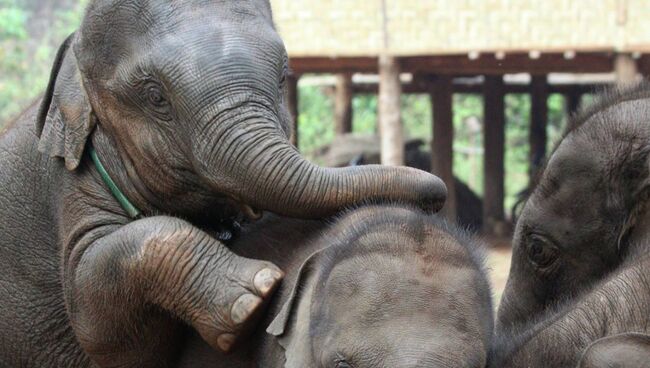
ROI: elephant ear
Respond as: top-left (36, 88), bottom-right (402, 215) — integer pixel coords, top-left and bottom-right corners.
top-left (266, 249), bottom-right (324, 367)
top-left (36, 33), bottom-right (96, 171)
top-left (266, 249), bottom-right (322, 337)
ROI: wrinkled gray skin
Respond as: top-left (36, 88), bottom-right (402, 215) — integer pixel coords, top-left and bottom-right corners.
top-left (179, 205), bottom-right (494, 368)
top-left (314, 133), bottom-right (483, 230)
top-left (578, 333), bottom-right (650, 368)
top-left (0, 1), bottom-right (448, 367)
top-left (491, 85), bottom-right (650, 367)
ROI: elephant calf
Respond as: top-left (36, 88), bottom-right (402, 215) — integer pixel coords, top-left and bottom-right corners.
top-left (491, 84), bottom-right (650, 367)
top-left (0, 0), bottom-right (447, 367)
top-left (178, 205), bottom-right (494, 367)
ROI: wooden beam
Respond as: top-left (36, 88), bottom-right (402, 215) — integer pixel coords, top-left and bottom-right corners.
top-left (334, 73), bottom-right (354, 135)
top-left (431, 76), bottom-right (457, 222)
top-left (290, 57), bottom-right (378, 74)
top-left (351, 81), bottom-right (606, 96)
top-left (402, 53), bottom-right (615, 75)
top-left (530, 75), bottom-right (548, 179)
top-left (290, 53), bottom-right (615, 75)
top-left (483, 76), bottom-right (506, 235)
top-left (287, 74), bottom-right (300, 148)
top-left (378, 55), bottom-right (405, 165)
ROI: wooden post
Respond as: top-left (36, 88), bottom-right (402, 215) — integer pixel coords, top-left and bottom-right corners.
top-left (483, 76), bottom-right (506, 236)
top-left (530, 75), bottom-right (548, 179)
top-left (287, 74), bottom-right (299, 148)
top-left (615, 54), bottom-right (639, 86)
top-left (431, 76), bottom-right (457, 222)
top-left (378, 55), bottom-right (405, 166)
top-left (334, 73), bottom-right (354, 135)
top-left (566, 90), bottom-right (582, 116)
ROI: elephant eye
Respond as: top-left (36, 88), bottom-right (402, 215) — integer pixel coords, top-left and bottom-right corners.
top-left (527, 234), bottom-right (559, 268)
top-left (146, 84), bottom-right (168, 108)
top-left (140, 80), bottom-right (172, 120)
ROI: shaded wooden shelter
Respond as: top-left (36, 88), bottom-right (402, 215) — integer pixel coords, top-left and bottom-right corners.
top-left (270, 0), bottom-right (650, 234)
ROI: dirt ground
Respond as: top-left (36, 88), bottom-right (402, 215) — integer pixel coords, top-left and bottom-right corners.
top-left (484, 236), bottom-right (513, 306)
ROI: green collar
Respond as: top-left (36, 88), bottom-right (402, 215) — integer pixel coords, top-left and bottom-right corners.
top-left (89, 146), bottom-right (142, 219)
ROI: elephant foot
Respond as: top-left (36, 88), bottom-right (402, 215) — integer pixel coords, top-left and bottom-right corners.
top-left (191, 258), bottom-right (284, 353)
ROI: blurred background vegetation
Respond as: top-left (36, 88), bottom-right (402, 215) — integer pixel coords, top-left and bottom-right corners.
top-left (0, 0), bottom-right (87, 122)
top-left (0, 0), bottom-right (570, 213)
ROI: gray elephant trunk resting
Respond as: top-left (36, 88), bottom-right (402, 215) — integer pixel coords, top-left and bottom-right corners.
top-left (197, 116), bottom-right (447, 218)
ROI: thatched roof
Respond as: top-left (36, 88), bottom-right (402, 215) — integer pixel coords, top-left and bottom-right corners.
top-left (271, 0), bottom-right (650, 58)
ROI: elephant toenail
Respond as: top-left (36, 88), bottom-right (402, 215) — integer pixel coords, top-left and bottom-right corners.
top-left (254, 268), bottom-right (284, 295)
top-left (231, 294), bottom-right (262, 325)
top-left (217, 333), bottom-right (237, 352)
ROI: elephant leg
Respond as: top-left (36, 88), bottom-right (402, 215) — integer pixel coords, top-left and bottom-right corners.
top-left (68, 216), bottom-right (283, 368)
top-left (578, 333), bottom-right (650, 368)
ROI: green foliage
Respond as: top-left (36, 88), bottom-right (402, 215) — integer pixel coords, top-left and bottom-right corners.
top-left (352, 94), bottom-right (377, 134)
top-left (0, 6), bottom-right (28, 39)
top-left (297, 83), bottom-right (335, 157)
top-left (452, 94), bottom-right (484, 197)
top-left (298, 88), bottom-right (433, 157)
top-left (0, 0), bottom-right (87, 124)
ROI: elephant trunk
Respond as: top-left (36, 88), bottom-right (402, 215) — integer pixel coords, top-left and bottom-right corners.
top-left (197, 113), bottom-right (447, 218)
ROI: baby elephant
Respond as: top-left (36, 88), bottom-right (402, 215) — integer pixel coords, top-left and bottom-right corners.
top-left (178, 205), bottom-right (494, 368)
top-left (492, 84), bottom-right (650, 367)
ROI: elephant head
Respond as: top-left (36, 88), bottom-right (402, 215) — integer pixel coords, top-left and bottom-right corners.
top-left (36, 0), bottom-right (446, 221)
top-left (497, 85), bottom-right (650, 331)
top-left (266, 206), bottom-right (493, 368)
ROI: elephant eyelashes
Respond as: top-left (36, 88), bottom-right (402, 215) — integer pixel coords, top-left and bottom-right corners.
top-left (527, 234), bottom-right (559, 269)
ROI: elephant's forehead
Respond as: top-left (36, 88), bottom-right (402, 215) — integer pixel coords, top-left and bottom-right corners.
top-left (314, 253), bottom-right (487, 366)
top-left (134, 19), bottom-right (283, 67)
top-left (322, 252), bottom-right (483, 321)
top-left (105, 0), bottom-right (272, 28)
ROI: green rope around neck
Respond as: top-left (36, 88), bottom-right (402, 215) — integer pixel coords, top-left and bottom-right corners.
top-left (89, 146), bottom-right (142, 219)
